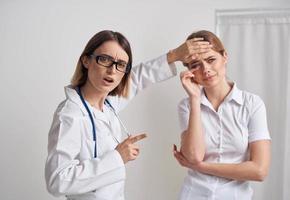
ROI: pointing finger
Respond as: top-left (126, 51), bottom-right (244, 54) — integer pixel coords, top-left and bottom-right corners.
top-left (128, 133), bottom-right (147, 144)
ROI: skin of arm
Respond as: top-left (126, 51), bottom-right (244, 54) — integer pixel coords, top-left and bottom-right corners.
top-left (180, 99), bottom-right (205, 164)
top-left (174, 140), bottom-right (271, 181)
top-left (172, 38), bottom-right (212, 164)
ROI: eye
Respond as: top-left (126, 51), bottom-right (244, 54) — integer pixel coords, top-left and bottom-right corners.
top-left (117, 62), bottom-right (127, 69)
top-left (207, 58), bottom-right (216, 63)
top-left (98, 55), bottom-right (111, 63)
top-left (188, 63), bottom-right (200, 70)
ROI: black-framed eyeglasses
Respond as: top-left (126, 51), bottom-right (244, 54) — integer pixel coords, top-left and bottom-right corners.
top-left (90, 54), bottom-right (130, 73)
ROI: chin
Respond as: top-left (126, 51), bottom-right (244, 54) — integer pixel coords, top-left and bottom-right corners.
top-left (104, 86), bottom-right (116, 94)
top-left (202, 80), bottom-right (219, 88)
top-left (92, 84), bottom-right (112, 95)
top-left (107, 85), bottom-right (119, 94)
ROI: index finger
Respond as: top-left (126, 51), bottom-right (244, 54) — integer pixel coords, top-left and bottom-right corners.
top-left (128, 133), bottom-right (147, 144)
top-left (188, 38), bottom-right (204, 43)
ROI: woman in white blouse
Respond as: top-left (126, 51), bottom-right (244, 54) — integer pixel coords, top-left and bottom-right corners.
top-left (174, 30), bottom-right (271, 200)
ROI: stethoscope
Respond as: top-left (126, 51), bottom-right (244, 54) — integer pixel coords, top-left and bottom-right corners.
top-left (76, 86), bottom-right (130, 158)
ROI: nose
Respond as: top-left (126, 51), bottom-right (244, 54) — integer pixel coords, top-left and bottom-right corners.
top-left (202, 63), bottom-right (211, 77)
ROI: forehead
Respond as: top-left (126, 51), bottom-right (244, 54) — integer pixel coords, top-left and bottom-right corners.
top-left (94, 40), bottom-right (129, 61)
top-left (196, 49), bottom-right (221, 61)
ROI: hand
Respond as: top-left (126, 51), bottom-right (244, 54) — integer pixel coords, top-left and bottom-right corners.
top-left (173, 144), bottom-right (193, 168)
top-left (168, 38), bottom-right (212, 64)
top-left (115, 133), bottom-right (147, 164)
top-left (180, 70), bottom-right (201, 100)
top-left (173, 144), bottom-right (203, 170)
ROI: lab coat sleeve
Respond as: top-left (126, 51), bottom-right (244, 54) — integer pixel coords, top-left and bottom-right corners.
top-left (45, 112), bottom-right (125, 197)
top-left (178, 98), bottom-right (190, 133)
top-left (107, 54), bottom-right (177, 113)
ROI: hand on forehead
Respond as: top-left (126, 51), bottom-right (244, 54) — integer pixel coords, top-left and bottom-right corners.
top-left (194, 49), bottom-right (217, 61)
top-left (184, 38), bottom-right (213, 63)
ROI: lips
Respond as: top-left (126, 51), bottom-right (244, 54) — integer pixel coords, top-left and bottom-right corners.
top-left (203, 74), bottom-right (216, 81)
top-left (103, 77), bottom-right (115, 85)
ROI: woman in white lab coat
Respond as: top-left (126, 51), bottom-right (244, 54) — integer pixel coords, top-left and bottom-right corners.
top-left (173, 30), bottom-right (271, 200)
top-left (45, 30), bottom-right (211, 200)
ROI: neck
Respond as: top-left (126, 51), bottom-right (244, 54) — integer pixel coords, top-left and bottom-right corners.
top-left (80, 81), bottom-right (108, 111)
top-left (204, 79), bottom-right (232, 111)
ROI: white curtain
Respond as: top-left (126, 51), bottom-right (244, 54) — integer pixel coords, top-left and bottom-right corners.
top-left (216, 8), bottom-right (290, 200)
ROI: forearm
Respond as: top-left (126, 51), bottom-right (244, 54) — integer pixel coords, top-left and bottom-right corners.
top-left (197, 161), bottom-right (268, 182)
top-left (46, 150), bottom-right (125, 196)
top-left (167, 50), bottom-right (178, 64)
top-left (131, 54), bottom-right (176, 91)
top-left (181, 100), bottom-right (205, 163)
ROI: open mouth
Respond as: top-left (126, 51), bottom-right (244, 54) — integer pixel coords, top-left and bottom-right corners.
top-left (103, 77), bottom-right (114, 84)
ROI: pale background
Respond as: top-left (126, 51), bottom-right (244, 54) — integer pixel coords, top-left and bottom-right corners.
top-left (0, 0), bottom-right (289, 200)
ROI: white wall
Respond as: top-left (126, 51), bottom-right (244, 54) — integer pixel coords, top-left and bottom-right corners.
top-left (0, 1), bottom-right (289, 200)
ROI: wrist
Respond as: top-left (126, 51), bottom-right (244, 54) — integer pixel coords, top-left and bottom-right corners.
top-left (194, 161), bottom-right (207, 172)
top-left (167, 49), bottom-right (177, 64)
top-left (189, 101), bottom-right (201, 113)
top-left (189, 97), bottom-right (201, 106)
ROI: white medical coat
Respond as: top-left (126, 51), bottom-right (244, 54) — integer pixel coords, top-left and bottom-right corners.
top-left (45, 55), bottom-right (177, 200)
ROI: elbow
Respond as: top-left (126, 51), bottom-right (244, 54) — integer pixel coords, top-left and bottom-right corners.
top-left (46, 183), bottom-right (62, 197)
top-left (187, 156), bottom-right (203, 165)
top-left (46, 171), bottom-right (68, 197)
top-left (47, 187), bottom-right (63, 197)
top-left (46, 170), bottom-right (60, 197)
top-left (181, 149), bottom-right (203, 165)
top-left (46, 177), bottom-right (66, 197)
top-left (254, 167), bottom-right (269, 182)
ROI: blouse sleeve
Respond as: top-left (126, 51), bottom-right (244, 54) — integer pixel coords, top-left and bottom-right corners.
top-left (248, 96), bottom-right (271, 143)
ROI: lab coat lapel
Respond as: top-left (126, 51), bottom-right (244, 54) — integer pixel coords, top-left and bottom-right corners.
top-left (64, 85), bottom-right (110, 125)
top-left (64, 85), bottom-right (89, 115)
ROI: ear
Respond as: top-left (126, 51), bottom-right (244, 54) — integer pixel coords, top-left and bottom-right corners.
top-left (81, 56), bottom-right (90, 69)
top-left (223, 51), bottom-right (228, 64)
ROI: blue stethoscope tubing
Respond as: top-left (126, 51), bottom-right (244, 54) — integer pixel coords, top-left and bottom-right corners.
top-left (76, 86), bottom-right (115, 158)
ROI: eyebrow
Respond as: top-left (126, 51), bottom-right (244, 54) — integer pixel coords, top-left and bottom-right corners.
top-left (100, 54), bottom-right (127, 63)
top-left (204, 56), bottom-right (216, 61)
top-left (191, 55), bottom-right (215, 62)
top-left (189, 60), bottom-right (201, 65)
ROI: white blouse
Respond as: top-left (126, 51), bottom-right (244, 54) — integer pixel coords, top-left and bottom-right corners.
top-left (177, 83), bottom-right (271, 200)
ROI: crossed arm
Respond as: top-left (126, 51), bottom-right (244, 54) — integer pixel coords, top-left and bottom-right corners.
top-left (174, 139), bottom-right (271, 182)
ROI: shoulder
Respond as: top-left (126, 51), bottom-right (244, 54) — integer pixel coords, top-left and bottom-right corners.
top-left (53, 85), bottom-right (87, 119)
top-left (242, 90), bottom-right (264, 106)
top-left (241, 90), bottom-right (266, 114)
top-left (53, 98), bottom-right (84, 123)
